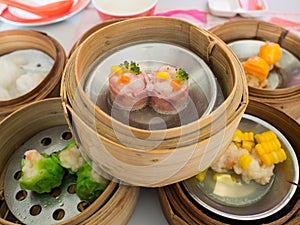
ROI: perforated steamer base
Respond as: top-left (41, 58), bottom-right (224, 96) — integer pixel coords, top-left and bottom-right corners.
top-left (4, 125), bottom-right (88, 225)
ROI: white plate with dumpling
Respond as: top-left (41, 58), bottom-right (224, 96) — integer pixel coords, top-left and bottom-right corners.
top-left (182, 113), bottom-right (299, 221)
top-left (0, 49), bottom-right (54, 101)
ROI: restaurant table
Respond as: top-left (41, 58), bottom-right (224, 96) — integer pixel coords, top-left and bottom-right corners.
top-left (0, 1), bottom-right (299, 224)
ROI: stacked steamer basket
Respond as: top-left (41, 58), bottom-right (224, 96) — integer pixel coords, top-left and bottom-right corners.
top-left (61, 17), bottom-right (248, 187)
top-left (158, 100), bottom-right (300, 225)
top-left (0, 98), bottom-right (139, 225)
top-left (0, 30), bottom-right (66, 121)
top-left (210, 20), bottom-right (300, 119)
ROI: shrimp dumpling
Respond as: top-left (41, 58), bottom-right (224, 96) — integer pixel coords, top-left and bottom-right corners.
top-left (16, 72), bottom-right (44, 95)
top-left (0, 87), bottom-right (11, 100)
top-left (0, 59), bottom-right (24, 89)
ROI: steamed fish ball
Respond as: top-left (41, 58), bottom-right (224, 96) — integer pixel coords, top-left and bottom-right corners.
top-left (0, 58), bottom-right (23, 89)
top-left (0, 87), bottom-right (11, 100)
top-left (16, 72), bottom-right (44, 95)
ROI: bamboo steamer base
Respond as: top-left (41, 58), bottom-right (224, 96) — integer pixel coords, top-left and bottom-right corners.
top-left (158, 184), bottom-right (300, 225)
top-left (158, 100), bottom-right (300, 225)
top-left (0, 30), bottom-right (66, 121)
top-left (0, 98), bottom-right (139, 225)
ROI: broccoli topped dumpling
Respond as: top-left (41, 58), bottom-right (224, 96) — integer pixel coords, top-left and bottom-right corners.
top-left (19, 150), bottom-right (64, 194)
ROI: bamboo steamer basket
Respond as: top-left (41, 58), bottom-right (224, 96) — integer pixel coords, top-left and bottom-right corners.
top-left (0, 98), bottom-right (139, 225)
top-left (210, 19), bottom-right (300, 119)
top-left (62, 17), bottom-right (248, 187)
top-left (0, 29), bottom-right (66, 121)
top-left (158, 100), bottom-right (300, 225)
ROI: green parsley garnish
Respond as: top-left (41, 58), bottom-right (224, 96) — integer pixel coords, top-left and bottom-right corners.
top-left (119, 60), bottom-right (141, 75)
top-left (175, 68), bottom-right (189, 81)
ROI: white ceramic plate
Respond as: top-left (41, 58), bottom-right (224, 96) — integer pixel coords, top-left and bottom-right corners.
top-left (0, 0), bottom-right (90, 26)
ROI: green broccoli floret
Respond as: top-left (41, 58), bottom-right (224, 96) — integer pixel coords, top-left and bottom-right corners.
top-left (52, 140), bottom-right (85, 174)
top-left (175, 68), bottom-right (189, 82)
top-left (19, 150), bottom-right (64, 194)
top-left (75, 163), bottom-right (109, 203)
top-left (119, 60), bottom-right (141, 75)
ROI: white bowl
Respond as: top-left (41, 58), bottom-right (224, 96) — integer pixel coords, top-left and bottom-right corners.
top-left (92, 0), bottom-right (157, 20)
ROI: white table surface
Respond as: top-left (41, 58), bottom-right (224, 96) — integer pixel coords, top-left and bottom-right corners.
top-left (0, 1), bottom-right (299, 224)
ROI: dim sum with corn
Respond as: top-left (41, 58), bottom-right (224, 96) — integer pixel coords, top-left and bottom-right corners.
top-left (208, 129), bottom-right (287, 185)
top-left (75, 163), bottom-right (109, 203)
top-left (19, 150), bottom-right (64, 193)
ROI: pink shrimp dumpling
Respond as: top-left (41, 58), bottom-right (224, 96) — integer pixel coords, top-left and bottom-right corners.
top-left (149, 65), bottom-right (189, 114)
top-left (109, 61), bottom-right (149, 111)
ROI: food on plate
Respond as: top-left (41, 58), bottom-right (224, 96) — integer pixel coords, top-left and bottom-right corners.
top-left (150, 65), bottom-right (189, 114)
top-left (19, 140), bottom-right (109, 203)
top-left (75, 163), bottom-right (110, 203)
top-left (19, 149), bottom-right (64, 194)
top-left (0, 49), bottom-right (53, 100)
top-left (52, 140), bottom-right (85, 174)
top-left (202, 129), bottom-right (287, 185)
top-left (109, 60), bottom-right (149, 111)
top-left (242, 41), bottom-right (282, 88)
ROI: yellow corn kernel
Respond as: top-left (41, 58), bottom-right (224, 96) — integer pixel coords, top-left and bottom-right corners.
top-left (243, 56), bottom-right (269, 82)
top-left (156, 71), bottom-right (170, 79)
top-left (111, 65), bottom-right (124, 74)
top-left (232, 129), bottom-right (243, 142)
top-left (258, 42), bottom-right (282, 65)
top-left (242, 132), bottom-right (255, 142)
top-left (260, 148), bottom-right (287, 166)
top-left (196, 169), bottom-right (207, 182)
top-left (255, 138), bottom-right (281, 156)
top-left (242, 140), bottom-right (255, 152)
top-left (239, 154), bottom-right (252, 170)
top-left (255, 130), bottom-right (277, 143)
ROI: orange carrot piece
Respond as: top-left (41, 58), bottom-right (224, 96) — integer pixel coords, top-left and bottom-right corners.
top-left (117, 75), bottom-right (131, 84)
top-left (170, 79), bottom-right (182, 90)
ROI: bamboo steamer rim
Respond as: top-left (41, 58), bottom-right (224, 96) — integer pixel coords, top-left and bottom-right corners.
top-left (0, 30), bottom-right (66, 117)
top-left (210, 19), bottom-right (300, 95)
top-left (70, 16), bottom-right (246, 139)
top-left (0, 97), bottom-right (137, 225)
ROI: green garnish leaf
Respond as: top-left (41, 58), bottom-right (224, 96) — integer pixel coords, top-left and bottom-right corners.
top-left (119, 60), bottom-right (141, 75)
top-left (175, 68), bottom-right (189, 82)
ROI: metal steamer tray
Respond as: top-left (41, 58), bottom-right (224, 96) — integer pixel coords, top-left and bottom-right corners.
top-left (83, 42), bottom-right (220, 130)
top-left (4, 126), bottom-right (86, 225)
top-left (182, 114), bottom-right (299, 221)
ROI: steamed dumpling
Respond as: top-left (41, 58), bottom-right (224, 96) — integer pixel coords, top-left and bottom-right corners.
top-left (16, 72), bottom-right (44, 95)
top-left (2, 49), bottom-right (54, 73)
top-left (0, 59), bottom-right (24, 89)
top-left (0, 86), bottom-right (11, 100)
